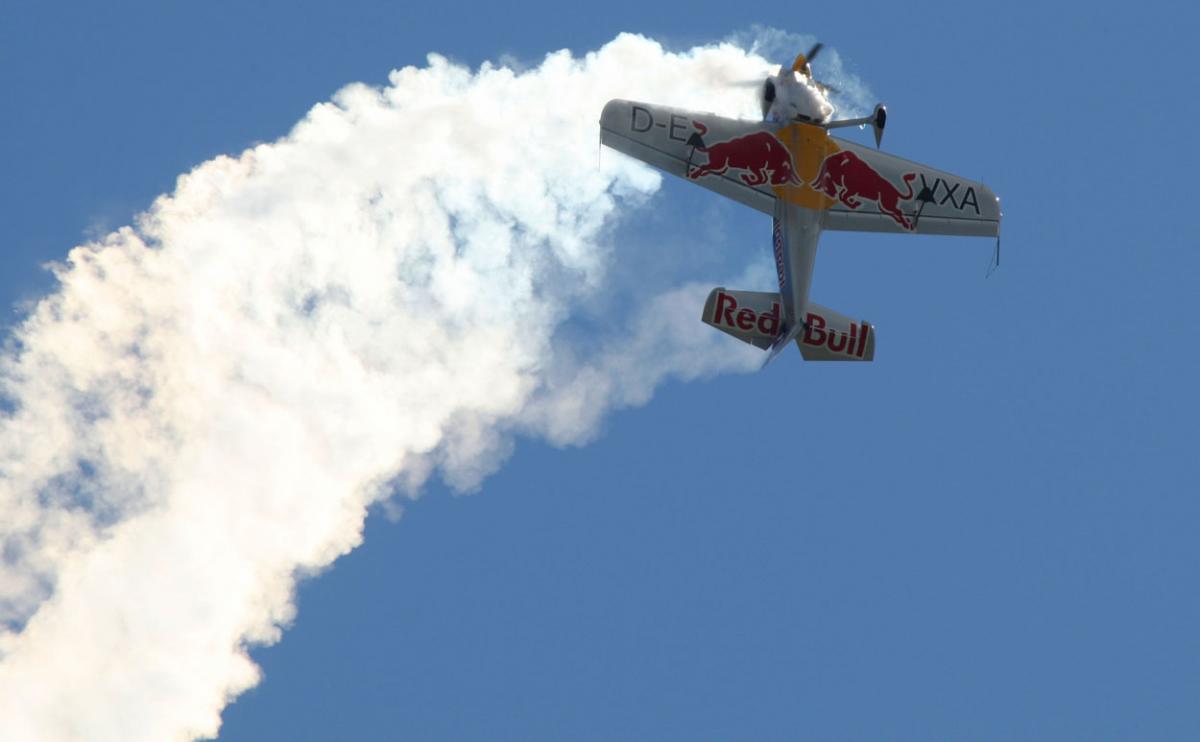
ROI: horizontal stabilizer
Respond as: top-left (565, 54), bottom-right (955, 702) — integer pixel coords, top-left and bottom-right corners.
top-left (796, 303), bottom-right (874, 361)
top-left (701, 288), bottom-right (783, 350)
top-left (701, 288), bottom-right (875, 363)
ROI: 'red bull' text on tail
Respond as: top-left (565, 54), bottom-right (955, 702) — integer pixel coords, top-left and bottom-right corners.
top-left (701, 288), bottom-right (875, 362)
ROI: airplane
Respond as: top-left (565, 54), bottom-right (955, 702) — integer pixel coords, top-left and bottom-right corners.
top-left (599, 43), bottom-right (1001, 364)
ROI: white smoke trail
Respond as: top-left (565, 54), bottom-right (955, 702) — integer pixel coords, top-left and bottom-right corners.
top-left (0, 32), bottom-right (864, 741)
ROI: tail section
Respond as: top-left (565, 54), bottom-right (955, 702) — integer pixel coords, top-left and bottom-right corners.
top-left (702, 288), bottom-right (874, 362)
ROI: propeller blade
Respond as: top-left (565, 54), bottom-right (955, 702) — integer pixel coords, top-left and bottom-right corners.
top-left (813, 79), bottom-right (840, 95)
top-left (792, 42), bottom-right (824, 76)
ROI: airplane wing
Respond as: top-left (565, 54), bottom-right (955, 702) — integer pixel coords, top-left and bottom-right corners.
top-left (600, 99), bottom-right (1001, 238)
top-left (599, 99), bottom-right (776, 215)
top-left (820, 137), bottom-right (1001, 238)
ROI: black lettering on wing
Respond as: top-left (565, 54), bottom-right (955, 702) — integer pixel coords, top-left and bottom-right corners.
top-left (631, 105), bottom-right (652, 133)
top-left (668, 114), bottom-right (689, 142)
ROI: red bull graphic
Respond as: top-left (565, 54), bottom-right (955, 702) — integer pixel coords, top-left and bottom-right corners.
top-left (687, 122), bottom-right (802, 187)
top-left (811, 150), bottom-right (917, 230)
top-left (710, 291), bottom-right (782, 338)
top-left (802, 311), bottom-right (870, 358)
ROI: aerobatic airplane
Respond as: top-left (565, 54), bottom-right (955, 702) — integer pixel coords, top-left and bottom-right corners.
top-left (599, 43), bottom-right (1001, 363)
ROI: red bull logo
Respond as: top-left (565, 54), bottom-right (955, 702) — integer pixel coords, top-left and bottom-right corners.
top-left (811, 150), bottom-right (917, 230)
top-left (687, 123), bottom-right (801, 188)
top-left (710, 291), bottom-right (782, 337)
top-left (802, 312), bottom-right (870, 358)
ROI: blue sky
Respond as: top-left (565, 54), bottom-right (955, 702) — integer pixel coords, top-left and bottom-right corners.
top-left (2, 2), bottom-right (1197, 740)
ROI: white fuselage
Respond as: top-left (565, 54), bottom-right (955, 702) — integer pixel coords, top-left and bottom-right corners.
top-left (764, 71), bottom-right (833, 125)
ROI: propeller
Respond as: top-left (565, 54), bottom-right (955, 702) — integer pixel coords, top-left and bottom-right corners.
top-left (737, 42), bottom-right (844, 120)
top-left (790, 43), bottom-right (822, 75)
top-left (791, 43), bottom-right (839, 95)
